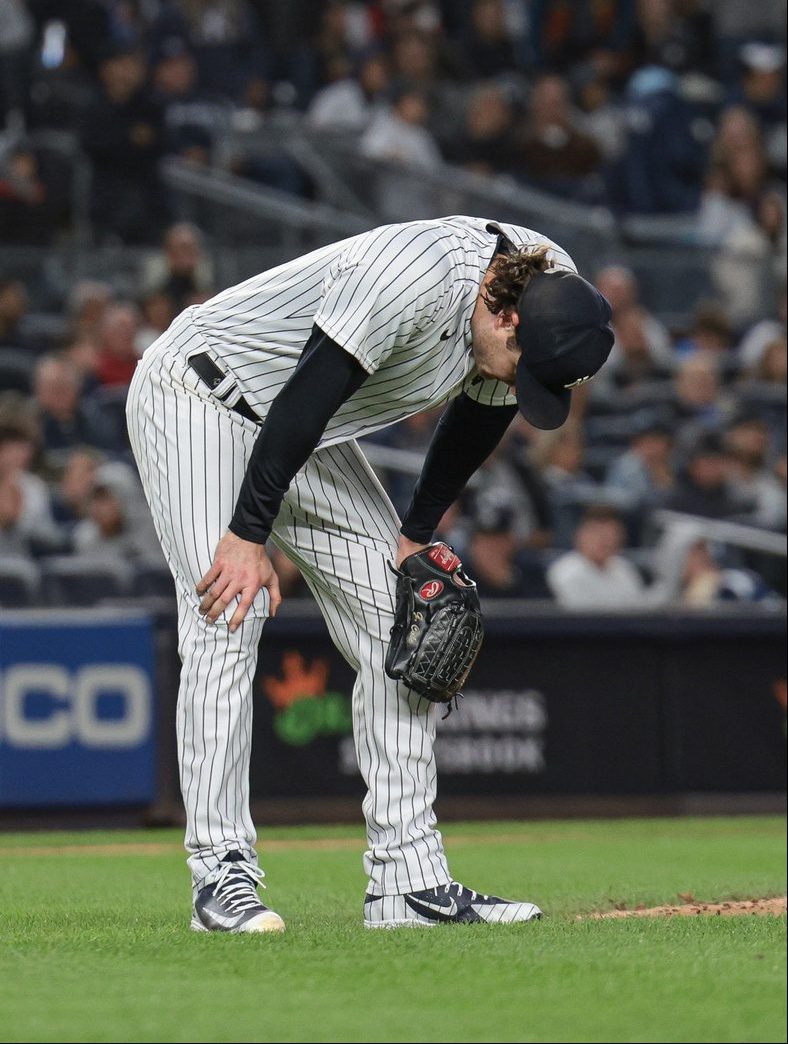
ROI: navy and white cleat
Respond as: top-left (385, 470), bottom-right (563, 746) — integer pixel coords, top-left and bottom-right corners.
top-left (191, 851), bottom-right (285, 934)
top-left (364, 881), bottom-right (542, 928)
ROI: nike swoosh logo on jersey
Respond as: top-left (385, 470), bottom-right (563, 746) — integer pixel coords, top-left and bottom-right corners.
top-left (405, 895), bottom-right (460, 920)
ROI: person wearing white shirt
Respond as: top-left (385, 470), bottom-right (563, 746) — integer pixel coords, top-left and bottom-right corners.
top-left (547, 504), bottom-right (649, 609)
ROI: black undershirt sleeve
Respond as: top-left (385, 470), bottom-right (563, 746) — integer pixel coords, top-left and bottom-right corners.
top-left (228, 325), bottom-right (368, 544)
top-left (400, 393), bottom-right (518, 543)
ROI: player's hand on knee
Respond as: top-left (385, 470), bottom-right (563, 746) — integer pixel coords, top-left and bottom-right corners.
top-left (196, 530), bottom-right (282, 630)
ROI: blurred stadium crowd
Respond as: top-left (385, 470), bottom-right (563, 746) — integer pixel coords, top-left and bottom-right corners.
top-left (0, 0), bottom-right (785, 609)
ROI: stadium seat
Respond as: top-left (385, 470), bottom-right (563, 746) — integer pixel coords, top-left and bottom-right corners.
top-left (0, 556), bottom-right (42, 607)
top-left (0, 348), bottom-right (34, 394)
top-left (41, 555), bottom-right (134, 606)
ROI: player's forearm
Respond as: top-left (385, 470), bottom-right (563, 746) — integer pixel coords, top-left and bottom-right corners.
top-left (400, 394), bottom-right (517, 543)
top-left (229, 327), bottom-right (367, 544)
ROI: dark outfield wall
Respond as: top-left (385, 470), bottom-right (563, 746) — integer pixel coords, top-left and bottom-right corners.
top-left (249, 609), bottom-right (787, 801)
top-left (0, 607), bottom-right (784, 809)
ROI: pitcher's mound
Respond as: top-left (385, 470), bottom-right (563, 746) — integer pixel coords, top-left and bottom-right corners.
top-left (582, 897), bottom-right (786, 920)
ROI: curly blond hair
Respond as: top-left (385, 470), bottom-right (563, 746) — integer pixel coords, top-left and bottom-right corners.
top-left (482, 244), bottom-right (553, 315)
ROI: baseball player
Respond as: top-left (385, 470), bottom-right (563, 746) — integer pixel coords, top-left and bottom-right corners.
top-left (126, 215), bottom-right (613, 932)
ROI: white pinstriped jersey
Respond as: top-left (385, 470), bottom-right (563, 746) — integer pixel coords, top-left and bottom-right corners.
top-left (187, 215), bottom-right (576, 446)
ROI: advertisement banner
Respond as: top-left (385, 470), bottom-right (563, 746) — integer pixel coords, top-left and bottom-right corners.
top-left (0, 611), bottom-right (156, 806)
top-left (250, 613), bottom-right (786, 800)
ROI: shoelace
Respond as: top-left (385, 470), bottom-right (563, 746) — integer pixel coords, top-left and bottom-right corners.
top-left (212, 860), bottom-right (266, 914)
top-left (441, 882), bottom-right (489, 903)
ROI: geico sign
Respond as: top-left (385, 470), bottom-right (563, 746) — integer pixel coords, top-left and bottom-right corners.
top-left (0, 664), bottom-right (151, 749)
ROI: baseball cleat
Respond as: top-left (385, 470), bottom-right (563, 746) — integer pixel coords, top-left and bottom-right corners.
top-left (191, 851), bottom-right (285, 933)
top-left (363, 881), bottom-right (542, 928)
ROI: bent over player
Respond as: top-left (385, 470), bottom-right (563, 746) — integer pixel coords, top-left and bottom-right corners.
top-left (126, 216), bottom-right (613, 932)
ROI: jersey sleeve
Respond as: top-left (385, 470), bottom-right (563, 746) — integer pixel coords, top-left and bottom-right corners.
top-left (460, 371), bottom-right (518, 407)
top-left (313, 225), bottom-right (456, 374)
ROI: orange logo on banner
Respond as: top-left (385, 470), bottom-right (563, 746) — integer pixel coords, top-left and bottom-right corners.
top-left (262, 651), bottom-right (330, 709)
top-left (774, 679), bottom-right (787, 712)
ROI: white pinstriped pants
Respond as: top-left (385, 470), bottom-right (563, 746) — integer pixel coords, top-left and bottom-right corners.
top-left (127, 313), bottom-right (450, 896)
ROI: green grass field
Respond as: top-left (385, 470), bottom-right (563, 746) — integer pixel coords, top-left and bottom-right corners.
top-left (0, 816), bottom-right (785, 1044)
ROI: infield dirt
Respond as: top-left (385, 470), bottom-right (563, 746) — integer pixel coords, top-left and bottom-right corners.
top-left (583, 896), bottom-right (786, 919)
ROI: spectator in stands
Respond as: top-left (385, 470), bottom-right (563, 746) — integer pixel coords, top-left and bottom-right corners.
top-left (0, 418), bottom-right (60, 555)
top-left (750, 336), bottom-right (787, 386)
top-left (388, 29), bottom-right (462, 144)
top-left (606, 305), bottom-right (673, 390)
top-left (389, 28), bottom-right (438, 88)
top-left (709, 104), bottom-right (762, 171)
top-left (673, 536), bottom-right (780, 607)
top-left (71, 481), bottom-right (149, 560)
top-left (738, 280), bottom-right (786, 373)
top-left (155, 0), bottom-right (269, 103)
top-left (360, 83), bottom-right (442, 169)
top-left (0, 279), bottom-right (32, 351)
top-left (724, 414), bottom-right (786, 530)
top-left (33, 355), bottom-right (115, 458)
top-left (307, 49), bottom-right (391, 131)
top-left (152, 35), bottom-right (231, 157)
top-left (533, 422), bottom-right (600, 547)
top-left (462, 492), bottom-right (538, 599)
top-left (673, 354), bottom-right (730, 435)
top-left (529, 0), bottom-right (635, 78)
top-left (62, 282), bottom-right (115, 391)
top-left (469, 439), bottom-right (552, 551)
top-left (370, 409), bottom-right (437, 517)
top-left (95, 303), bottom-right (141, 387)
top-left (0, 476), bottom-right (29, 556)
top-left (631, 0), bottom-right (715, 76)
top-left (547, 504), bottom-right (650, 609)
top-left (0, 0), bottom-right (34, 126)
top-left (594, 263), bottom-right (673, 369)
top-left (81, 43), bottom-right (166, 243)
top-left (385, 0), bottom-right (443, 40)
top-left (137, 292), bottom-right (177, 352)
top-left (67, 280), bottom-right (114, 344)
top-left (775, 452), bottom-right (787, 514)
top-left (605, 418), bottom-right (674, 512)
top-left (0, 144), bottom-right (52, 245)
top-left (55, 446), bottom-right (161, 558)
top-left (574, 63), bottom-right (628, 163)
top-left (701, 111), bottom-right (786, 325)
top-left (675, 302), bottom-right (735, 359)
top-left (667, 430), bottom-right (750, 520)
top-left (140, 222), bottom-right (215, 312)
top-left (25, 9), bottom-right (100, 133)
top-left (50, 446), bottom-right (101, 529)
top-left (289, 0), bottom-right (361, 108)
top-left (460, 0), bottom-right (521, 79)
top-left (611, 65), bottom-right (706, 213)
top-left (518, 74), bottom-right (602, 198)
top-left (442, 84), bottom-right (519, 176)
top-left (727, 43), bottom-right (786, 153)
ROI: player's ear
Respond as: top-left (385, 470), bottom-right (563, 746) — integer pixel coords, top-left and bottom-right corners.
top-left (495, 309), bottom-right (518, 330)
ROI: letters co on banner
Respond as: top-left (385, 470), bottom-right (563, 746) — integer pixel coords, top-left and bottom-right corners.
top-left (0, 612), bottom-right (156, 806)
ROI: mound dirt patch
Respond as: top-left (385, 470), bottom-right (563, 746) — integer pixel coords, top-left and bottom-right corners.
top-left (582, 896), bottom-right (786, 920)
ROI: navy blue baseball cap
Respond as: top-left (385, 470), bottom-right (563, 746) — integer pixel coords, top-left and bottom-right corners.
top-left (515, 270), bottom-right (614, 430)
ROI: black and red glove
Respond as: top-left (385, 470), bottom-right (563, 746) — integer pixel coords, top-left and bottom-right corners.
top-left (385, 543), bottom-right (484, 705)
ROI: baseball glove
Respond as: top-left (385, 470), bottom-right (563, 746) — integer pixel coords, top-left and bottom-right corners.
top-left (385, 543), bottom-right (484, 706)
